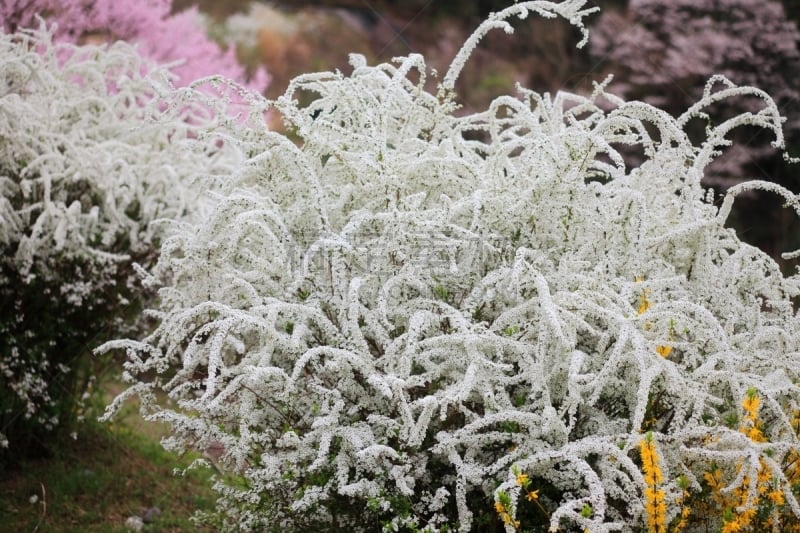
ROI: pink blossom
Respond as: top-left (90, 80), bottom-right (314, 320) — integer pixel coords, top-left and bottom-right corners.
top-left (1, 0), bottom-right (269, 92)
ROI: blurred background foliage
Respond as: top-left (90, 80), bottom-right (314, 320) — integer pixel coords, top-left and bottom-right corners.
top-left (175, 0), bottom-right (800, 272)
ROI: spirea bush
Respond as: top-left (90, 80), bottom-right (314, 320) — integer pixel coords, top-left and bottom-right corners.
top-left (100, 1), bottom-right (800, 531)
top-left (0, 25), bottom-right (250, 458)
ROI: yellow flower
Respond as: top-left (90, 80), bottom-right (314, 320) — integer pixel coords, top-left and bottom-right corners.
top-left (768, 488), bottom-right (785, 506)
top-left (722, 518), bottom-right (743, 533)
top-left (747, 425), bottom-right (765, 442)
top-left (671, 474), bottom-right (692, 533)
top-left (757, 462), bottom-right (771, 488)
top-left (638, 288), bottom-right (652, 315)
top-left (526, 489), bottom-right (539, 502)
top-left (655, 321), bottom-right (675, 357)
top-left (640, 433), bottom-right (667, 532)
top-left (739, 389), bottom-right (767, 442)
top-left (494, 501), bottom-right (505, 514)
top-left (655, 345), bottom-right (672, 358)
top-left (742, 391), bottom-right (760, 416)
top-left (737, 506), bottom-right (756, 526)
top-left (515, 472), bottom-right (529, 487)
top-left (673, 503), bottom-right (691, 533)
top-left (500, 511), bottom-right (517, 527)
top-left (635, 277), bottom-right (652, 315)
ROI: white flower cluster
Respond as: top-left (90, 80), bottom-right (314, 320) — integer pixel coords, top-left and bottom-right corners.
top-left (101, 1), bottom-right (800, 531)
top-left (0, 24), bottom-right (247, 453)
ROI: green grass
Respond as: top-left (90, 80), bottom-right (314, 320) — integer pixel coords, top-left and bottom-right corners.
top-left (0, 387), bottom-right (217, 532)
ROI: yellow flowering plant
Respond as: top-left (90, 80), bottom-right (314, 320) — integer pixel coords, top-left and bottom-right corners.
top-left (655, 389), bottom-right (800, 532)
top-left (640, 433), bottom-right (667, 533)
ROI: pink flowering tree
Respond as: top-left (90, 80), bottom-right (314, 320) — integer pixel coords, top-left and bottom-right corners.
top-left (590, 0), bottom-right (799, 118)
top-left (0, 0), bottom-right (269, 91)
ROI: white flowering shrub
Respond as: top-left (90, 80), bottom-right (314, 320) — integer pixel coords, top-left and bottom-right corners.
top-left (101, 1), bottom-right (800, 531)
top-left (0, 24), bottom-right (249, 458)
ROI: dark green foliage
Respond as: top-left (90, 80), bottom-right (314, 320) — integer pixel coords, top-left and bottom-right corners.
top-left (0, 249), bottom-right (146, 463)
